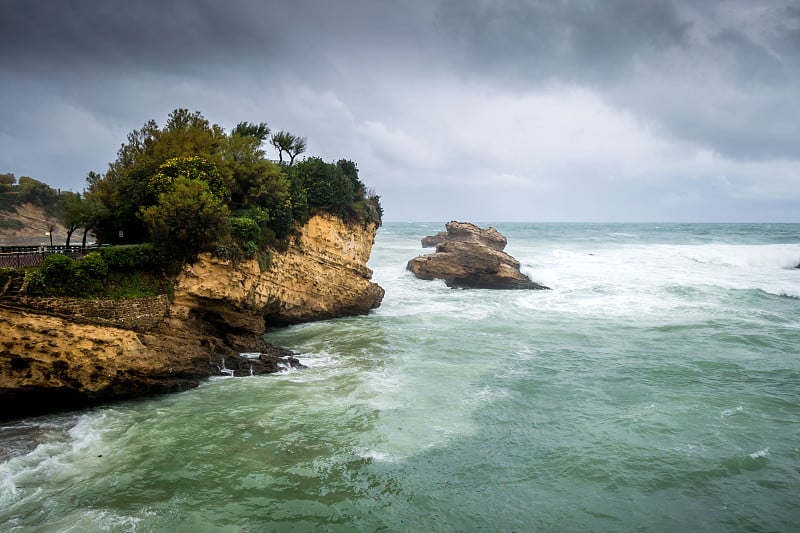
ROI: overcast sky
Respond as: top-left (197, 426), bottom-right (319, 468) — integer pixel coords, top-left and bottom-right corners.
top-left (1, 0), bottom-right (798, 222)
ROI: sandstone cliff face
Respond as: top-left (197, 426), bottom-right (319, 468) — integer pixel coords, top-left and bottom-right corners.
top-left (0, 214), bottom-right (383, 419)
top-left (172, 213), bottom-right (385, 330)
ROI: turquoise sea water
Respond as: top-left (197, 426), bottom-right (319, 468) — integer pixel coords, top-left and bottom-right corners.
top-left (2, 223), bottom-right (800, 532)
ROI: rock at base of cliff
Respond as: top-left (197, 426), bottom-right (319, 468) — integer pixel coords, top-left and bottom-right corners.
top-left (0, 305), bottom-right (304, 421)
top-left (407, 221), bottom-right (549, 290)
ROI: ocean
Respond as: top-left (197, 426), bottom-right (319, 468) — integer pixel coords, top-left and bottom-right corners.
top-left (1, 223), bottom-right (799, 532)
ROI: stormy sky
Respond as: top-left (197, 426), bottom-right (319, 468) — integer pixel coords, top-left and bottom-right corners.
top-left (1, 0), bottom-right (798, 222)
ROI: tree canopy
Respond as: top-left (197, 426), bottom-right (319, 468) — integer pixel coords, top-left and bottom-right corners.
top-left (83, 108), bottom-right (381, 264)
top-left (270, 131), bottom-right (307, 166)
top-left (3, 108), bottom-right (382, 266)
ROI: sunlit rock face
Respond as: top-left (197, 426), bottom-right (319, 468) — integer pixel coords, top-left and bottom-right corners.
top-left (173, 213), bottom-right (384, 328)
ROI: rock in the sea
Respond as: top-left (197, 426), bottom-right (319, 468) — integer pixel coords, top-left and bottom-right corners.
top-left (407, 221), bottom-right (549, 290)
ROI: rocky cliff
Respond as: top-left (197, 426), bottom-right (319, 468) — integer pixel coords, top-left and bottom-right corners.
top-left (0, 214), bottom-right (383, 419)
top-left (173, 213), bottom-right (384, 329)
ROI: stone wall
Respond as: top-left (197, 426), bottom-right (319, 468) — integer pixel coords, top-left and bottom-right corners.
top-left (11, 295), bottom-right (169, 332)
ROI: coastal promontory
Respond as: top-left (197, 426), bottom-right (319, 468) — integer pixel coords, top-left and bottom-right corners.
top-left (0, 108), bottom-right (385, 419)
top-left (0, 214), bottom-right (382, 419)
top-left (407, 221), bottom-right (549, 290)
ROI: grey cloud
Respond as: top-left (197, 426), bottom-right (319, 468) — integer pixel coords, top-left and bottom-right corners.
top-left (434, 0), bottom-right (800, 161)
top-left (0, 0), bottom-right (284, 75)
top-left (437, 0), bottom-right (690, 83)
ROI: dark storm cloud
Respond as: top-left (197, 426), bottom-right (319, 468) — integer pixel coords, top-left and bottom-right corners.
top-left (1, 0), bottom-right (295, 77)
top-left (0, 0), bottom-right (435, 78)
top-left (437, 0), bottom-right (690, 83)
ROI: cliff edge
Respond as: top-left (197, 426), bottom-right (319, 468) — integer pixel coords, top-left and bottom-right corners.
top-left (0, 214), bottom-right (383, 419)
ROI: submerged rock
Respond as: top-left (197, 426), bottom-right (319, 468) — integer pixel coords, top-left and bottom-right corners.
top-left (407, 221), bottom-right (549, 290)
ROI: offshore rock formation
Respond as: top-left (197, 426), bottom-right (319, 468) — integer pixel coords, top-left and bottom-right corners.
top-left (0, 214), bottom-right (383, 420)
top-left (407, 221), bottom-right (549, 290)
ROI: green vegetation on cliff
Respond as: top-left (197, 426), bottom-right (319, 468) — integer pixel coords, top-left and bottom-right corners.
top-left (88, 108), bottom-right (382, 264)
top-left (2, 108), bottom-right (382, 263)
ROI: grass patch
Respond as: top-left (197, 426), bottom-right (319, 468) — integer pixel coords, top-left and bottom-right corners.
top-left (101, 271), bottom-right (171, 299)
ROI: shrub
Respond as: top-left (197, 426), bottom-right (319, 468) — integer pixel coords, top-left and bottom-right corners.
top-left (24, 269), bottom-right (46, 296)
top-left (230, 215), bottom-right (262, 244)
top-left (0, 267), bottom-right (13, 288)
top-left (99, 244), bottom-right (161, 271)
top-left (256, 249), bottom-right (272, 272)
top-left (39, 254), bottom-right (75, 290)
top-left (73, 252), bottom-right (108, 296)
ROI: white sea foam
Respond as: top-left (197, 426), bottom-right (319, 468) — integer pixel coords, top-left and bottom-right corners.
top-left (721, 406), bottom-right (744, 417)
top-left (54, 508), bottom-right (146, 532)
top-left (0, 416), bottom-right (95, 513)
top-left (510, 239), bottom-right (800, 322)
top-left (683, 244), bottom-right (800, 270)
top-left (749, 448), bottom-right (769, 459)
top-left (357, 448), bottom-right (398, 463)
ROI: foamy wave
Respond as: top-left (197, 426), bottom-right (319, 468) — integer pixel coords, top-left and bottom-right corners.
top-left (67, 412), bottom-right (110, 453)
top-left (0, 436), bottom-right (76, 513)
top-left (684, 244), bottom-right (800, 270)
top-left (358, 448), bottom-right (399, 463)
top-left (721, 406), bottom-right (744, 417)
top-left (53, 508), bottom-right (146, 532)
top-left (749, 448), bottom-right (769, 459)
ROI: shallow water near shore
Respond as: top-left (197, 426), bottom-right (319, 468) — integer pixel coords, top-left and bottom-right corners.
top-left (2, 223), bottom-right (800, 531)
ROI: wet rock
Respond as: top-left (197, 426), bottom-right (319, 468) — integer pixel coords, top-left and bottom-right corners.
top-left (407, 221), bottom-right (549, 290)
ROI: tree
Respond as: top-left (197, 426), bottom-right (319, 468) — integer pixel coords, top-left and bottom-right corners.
top-left (232, 121), bottom-right (270, 142)
top-left (91, 109), bottom-right (227, 244)
top-left (0, 173), bottom-right (15, 192)
top-left (85, 171), bottom-right (102, 190)
top-left (80, 195), bottom-right (106, 248)
top-left (270, 131), bottom-right (307, 165)
top-left (17, 176), bottom-right (58, 210)
top-left (336, 159), bottom-right (364, 198)
top-left (149, 155), bottom-right (229, 202)
top-left (139, 177), bottom-right (230, 260)
top-left (291, 157), bottom-right (354, 216)
top-left (45, 219), bottom-right (57, 247)
top-left (55, 191), bottom-right (85, 246)
top-left (0, 173), bottom-right (16, 210)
